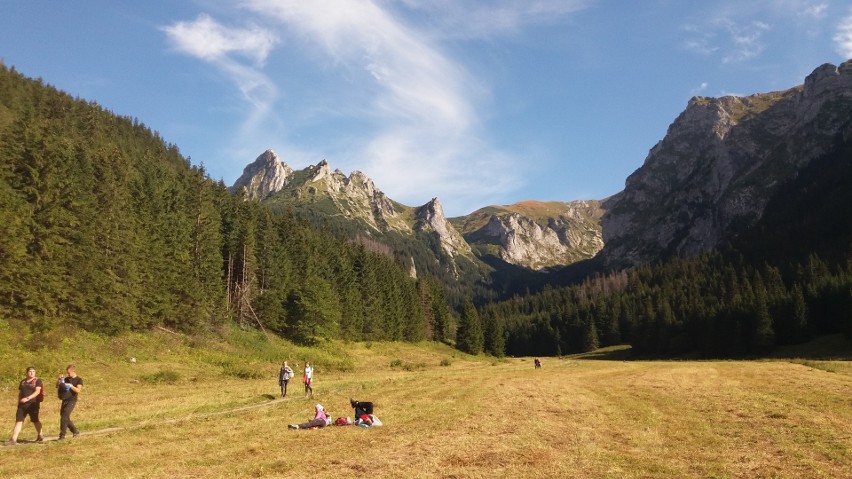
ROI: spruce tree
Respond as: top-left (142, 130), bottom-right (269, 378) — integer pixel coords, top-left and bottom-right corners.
top-left (482, 309), bottom-right (505, 357)
top-left (456, 299), bottom-right (483, 354)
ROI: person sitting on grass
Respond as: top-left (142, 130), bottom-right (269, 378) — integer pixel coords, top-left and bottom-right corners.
top-left (288, 404), bottom-right (330, 430)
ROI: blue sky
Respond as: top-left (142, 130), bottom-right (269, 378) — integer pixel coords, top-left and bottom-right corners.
top-left (2, 1), bottom-right (851, 216)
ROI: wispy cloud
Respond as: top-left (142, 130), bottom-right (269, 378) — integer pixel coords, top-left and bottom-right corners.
top-left (162, 14), bottom-right (277, 65)
top-left (721, 20), bottom-right (770, 64)
top-left (800, 2), bottom-right (828, 19)
top-left (690, 82), bottom-right (709, 96)
top-left (162, 1), bottom-right (589, 213)
top-left (397, 0), bottom-right (590, 39)
top-left (235, 0), bottom-right (589, 211)
top-left (683, 18), bottom-right (770, 63)
top-left (835, 8), bottom-right (852, 59)
top-left (162, 14), bottom-right (279, 131)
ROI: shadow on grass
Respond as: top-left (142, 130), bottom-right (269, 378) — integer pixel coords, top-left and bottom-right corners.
top-left (563, 335), bottom-right (851, 362)
top-left (565, 345), bottom-right (634, 361)
top-left (769, 334), bottom-right (852, 361)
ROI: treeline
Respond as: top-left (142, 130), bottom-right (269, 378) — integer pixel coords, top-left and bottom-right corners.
top-left (0, 65), bottom-right (453, 342)
top-left (487, 252), bottom-right (851, 357)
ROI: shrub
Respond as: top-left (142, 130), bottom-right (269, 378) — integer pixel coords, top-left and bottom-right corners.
top-left (141, 370), bottom-right (181, 384)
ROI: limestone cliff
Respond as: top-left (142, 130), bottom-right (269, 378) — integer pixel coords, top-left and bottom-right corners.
top-left (600, 60), bottom-right (852, 269)
top-left (455, 200), bottom-right (603, 270)
top-left (286, 159), bottom-right (411, 233)
top-left (230, 149), bottom-right (292, 200)
top-left (415, 198), bottom-right (471, 258)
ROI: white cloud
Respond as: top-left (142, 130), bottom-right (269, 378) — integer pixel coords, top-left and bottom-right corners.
top-left (162, 14), bottom-right (277, 65)
top-left (835, 8), bottom-right (852, 59)
top-left (163, 15), bottom-right (279, 138)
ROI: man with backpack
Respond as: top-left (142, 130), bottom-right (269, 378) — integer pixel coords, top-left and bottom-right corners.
top-left (56, 364), bottom-right (83, 440)
top-left (7, 366), bottom-right (44, 445)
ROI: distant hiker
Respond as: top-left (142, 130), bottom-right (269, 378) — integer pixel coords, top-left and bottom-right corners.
top-left (303, 362), bottom-right (314, 398)
top-left (288, 403), bottom-right (329, 430)
top-left (350, 398), bottom-right (374, 418)
top-left (278, 361), bottom-right (294, 398)
top-left (7, 367), bottom-right (44, 445)
top-left (534, 358), bottom-right (542, 369)
top-left (56, 365), bottom-right (83, 440)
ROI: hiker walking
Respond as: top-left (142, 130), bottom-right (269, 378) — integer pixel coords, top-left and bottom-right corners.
top-left (303, 362), bottom-right (314, 398)
top-left (8, 367), bottom-right (44, 445)
top-left (57, 365), bottom-right (83, 440)
top-left (278, 361), bottom-right (294, 398)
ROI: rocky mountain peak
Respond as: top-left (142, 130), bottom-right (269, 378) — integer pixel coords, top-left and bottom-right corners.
top-left (230, 149), bottom-right (293, 200)
top-left (456, 200), bottom-right (604, 270)
top-left (600, 60), bottom-right (852, 269)
top-left (415, 198), bottom-right (471, 258)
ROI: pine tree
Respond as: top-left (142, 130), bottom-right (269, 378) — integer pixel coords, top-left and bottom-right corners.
top-left (580, 317), bottom-right (599, 352)
top-left (482, 309), bottom-right (505, 357)
top-left (750, 282), bottom-right (775, 354)
top-left (287, 275), bottom-right (341, 343)
top-left (456, 299), bottom-right (483, 354)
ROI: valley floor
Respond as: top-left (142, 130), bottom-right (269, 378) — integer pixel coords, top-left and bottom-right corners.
top-left (1, 342), bottom-right (850, 478)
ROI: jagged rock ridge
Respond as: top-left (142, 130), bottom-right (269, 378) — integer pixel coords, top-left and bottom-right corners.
top-left (453, 200), bottom-right (603, 270)
top-left (415, 198), bottom-right (471, 258)
top-left (230, 149), bottom-right (293, 200)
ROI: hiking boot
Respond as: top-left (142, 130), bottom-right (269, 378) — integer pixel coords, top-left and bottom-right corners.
top-left (288, 424), bottom-right (299, 430)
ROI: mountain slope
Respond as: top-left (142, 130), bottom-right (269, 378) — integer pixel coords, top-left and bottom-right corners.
top-left (452, 200), bottom-right (603, 270)
top-left (232, 150), bottom-right (608, 297)
top-left (599, 60), bottom-right (852, 269)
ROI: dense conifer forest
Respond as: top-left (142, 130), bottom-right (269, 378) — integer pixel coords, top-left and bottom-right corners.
top-left (1, 64), bottom-right (849, 358)
top-left (0, 65), bottom-right (452, 343)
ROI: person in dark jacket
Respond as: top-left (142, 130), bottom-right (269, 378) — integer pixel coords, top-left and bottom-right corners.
top-left (278, 361), bottom-right (294, 398)
top-left (56, 365), bottom-right (83, 440)
top-left (350, 398), bottom-right (374, 418)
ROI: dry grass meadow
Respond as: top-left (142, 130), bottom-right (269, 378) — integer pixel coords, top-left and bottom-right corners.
top-left (1, 335), bottom-right (850, 478)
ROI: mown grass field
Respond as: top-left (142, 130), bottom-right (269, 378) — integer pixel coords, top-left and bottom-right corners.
top-left (0, 329), bottom-right (850, 478)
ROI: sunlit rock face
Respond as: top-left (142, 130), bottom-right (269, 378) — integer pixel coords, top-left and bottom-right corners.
top-left (600, 60), bottom-right (852, 269)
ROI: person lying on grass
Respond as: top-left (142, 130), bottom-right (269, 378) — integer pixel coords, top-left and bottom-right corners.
top-left (350, 398), bottom-right (373, 418)
top-left (288, 404), bottom-right (331, 430)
